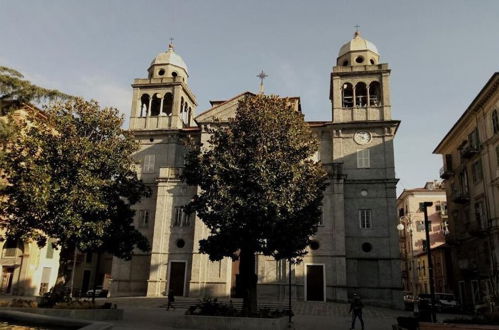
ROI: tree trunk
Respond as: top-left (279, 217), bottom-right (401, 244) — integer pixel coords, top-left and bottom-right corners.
top-left (56, 244), bottom-right (75, 286)
top-left (43, 243), bottom-right (75, 306)
top-left (240, 247), bottom-right (257, 315)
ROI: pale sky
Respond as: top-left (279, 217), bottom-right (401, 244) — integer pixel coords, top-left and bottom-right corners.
top-left (1, 0), bottom-right (499, 193)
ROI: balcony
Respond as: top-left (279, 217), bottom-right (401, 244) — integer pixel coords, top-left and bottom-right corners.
top-left (439, 167), bottom-right (454, 179)
top-left (452, 190), bottom-right (470, 204)
top-left (461, 145), bottom-right (480, 159)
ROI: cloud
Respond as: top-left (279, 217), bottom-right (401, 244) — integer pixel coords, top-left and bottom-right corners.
top-left (75, 75), bottom-right (132, 126)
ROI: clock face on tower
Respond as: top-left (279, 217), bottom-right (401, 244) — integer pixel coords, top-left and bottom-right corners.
top-left (354, 131), bottom-right (372, 145)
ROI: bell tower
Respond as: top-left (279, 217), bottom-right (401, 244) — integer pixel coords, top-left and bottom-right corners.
top-left (328, 31), bottom-right (402, 308)
top-left (129, 42), bottom-right (197, 131)
top-left (330, 31), bottom-right (391, 123)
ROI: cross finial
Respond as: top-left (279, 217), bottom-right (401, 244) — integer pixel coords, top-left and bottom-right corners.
top-left (168, 37), bottom-right (174, 50)
top-left (257, 70), bottom-right (268, 94)
top-left (354, 25), bottom-right (360, 37)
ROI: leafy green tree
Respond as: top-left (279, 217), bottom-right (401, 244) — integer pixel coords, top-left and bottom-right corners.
top-left (183, 95), bottom-right (327, 314)
top-left (1, 66), bottom-right (73, 190)
top-left (0, 66), bottom-right (73, 115)
top-left (0, 98), bottom-right (150, 285)
top-left (0, 118), bottom-right (15, 190)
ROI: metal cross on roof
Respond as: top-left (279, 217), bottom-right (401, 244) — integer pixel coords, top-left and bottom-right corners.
top-left (169, 37), bottom-right (174, 50)
top-left (257, 70), bottom-right (268, 94)
top-left (354, 24), bottom-right (360, 32)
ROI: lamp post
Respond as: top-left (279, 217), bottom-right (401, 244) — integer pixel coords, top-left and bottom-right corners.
top-left (398, 215), bottom-right (417, 313)
top-left (422, 202), bottom-right (437, 323)
top-left (287, 258), bottom-right (293, 329)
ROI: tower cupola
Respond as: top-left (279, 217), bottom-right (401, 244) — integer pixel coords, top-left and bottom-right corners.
top-left (148, 42), bottom-right (189, 81)
top-left (130, 42), bottom-right (197, 131)
top-left (337, 31), bottom-right (380, 67)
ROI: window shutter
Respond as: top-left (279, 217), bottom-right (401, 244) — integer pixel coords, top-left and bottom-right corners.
top-left (144, 155), bottom-right (155, 173)
top-left (357, 149), bottom-right (370, 168)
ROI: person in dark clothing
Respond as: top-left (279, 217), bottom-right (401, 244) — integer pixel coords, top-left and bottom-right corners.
top-left (166, 289), bottom-right (175, 311)
top-left (349, 293), bottom-right (364, 330)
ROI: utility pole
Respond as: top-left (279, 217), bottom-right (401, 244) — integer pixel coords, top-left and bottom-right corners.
top-left (423, 202), bottom-right (437, 322)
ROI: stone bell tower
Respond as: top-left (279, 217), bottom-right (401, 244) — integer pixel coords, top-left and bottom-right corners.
top-left (129, 42), bottom-right (197, 131)
top-left (328, 31), bottom-right (403, 307)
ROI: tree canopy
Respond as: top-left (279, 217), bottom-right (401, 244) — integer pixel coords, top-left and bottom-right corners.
top-left (0, 99), bottom-right (150, 262)
top-left (0, 66), bottom-right (73, 114)
top-left (183, 95), bottom-right (327, 313)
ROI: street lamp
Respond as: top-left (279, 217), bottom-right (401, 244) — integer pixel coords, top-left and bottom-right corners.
top-left (397, 215), bottom-right (418, 314)
top-left (287, 258), bottom-right (294, 329)
top-left (422, 202), bottom-right (437, 323)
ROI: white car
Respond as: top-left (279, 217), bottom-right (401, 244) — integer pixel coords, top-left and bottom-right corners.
top-left (86, 286), bottom-right (108, 297)
top-left (436, 293), bottom-right (458, 312)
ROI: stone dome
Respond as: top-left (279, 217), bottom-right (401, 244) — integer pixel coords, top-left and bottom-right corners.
top-left (150, 43), bottom-right (188, 74)
top-left (338, 31), bottom-right (379, 57)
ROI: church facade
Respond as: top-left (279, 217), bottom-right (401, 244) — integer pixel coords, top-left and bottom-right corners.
top-left (110, 32), bottom-right (402, 307)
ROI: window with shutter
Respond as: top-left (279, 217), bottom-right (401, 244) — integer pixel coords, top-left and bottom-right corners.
top-left (46, 241), bottom-right (54, 259)
top-left (174, 207), bottom-right (183, 227)
top-left (143, 154), bottom-right (155, 173)
top-left (139, 210), bottom-right (149, 228)
top-left (492, 110), bottom-right (499, 134)
top-left (359, 209), bottom-right (372, 229)
top-left (357, 149), bottom-right (370, 168)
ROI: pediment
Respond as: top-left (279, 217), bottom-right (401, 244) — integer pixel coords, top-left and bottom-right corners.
top-left (195, 91), bottom-right (255, 124)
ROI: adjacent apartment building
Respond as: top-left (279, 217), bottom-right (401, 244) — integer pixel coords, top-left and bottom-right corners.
top-left (434, 72), bottom-right (499, 308)
top-left (397, 181), bottom-right (451, 296)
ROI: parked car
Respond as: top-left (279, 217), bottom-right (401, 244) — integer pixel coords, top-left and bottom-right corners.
top-left (403, 294), bottom-right (419, 311)
top-left (435, 293), bottom-right (458, 312)
top-left (418, 293), bottom-right (441, 311)
top-left (86, 286), bottom-right (108, 298)
top-left (418, 293), bottom-right (458, 312)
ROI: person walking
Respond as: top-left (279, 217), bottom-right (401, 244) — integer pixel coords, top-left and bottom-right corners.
top-left (166, 289), bottom-right (175, 311)
top-left (349, 293), bottom-right (364, 330)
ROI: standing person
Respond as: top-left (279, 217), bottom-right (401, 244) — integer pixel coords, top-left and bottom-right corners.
top-left (166, 289), bottom-right (175, 311)
top-left (349, 293), bottom-right (365, 330)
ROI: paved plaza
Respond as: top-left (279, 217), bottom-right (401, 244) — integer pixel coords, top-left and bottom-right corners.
top-left (105, 297), bottom-right (420, 330)
top-left (0, 296), bottom-right (461, 329)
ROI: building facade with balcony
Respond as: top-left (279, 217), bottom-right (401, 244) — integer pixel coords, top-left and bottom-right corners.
top-left (396, 181), bottom-right (451, 296)
top-left (110, 32), bottom-right (402, 307)
top-left (434, 72), bottom-right (499, 309)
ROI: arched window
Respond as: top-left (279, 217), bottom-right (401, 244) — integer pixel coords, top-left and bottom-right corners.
top-left (342, 83), bottom-right (353, 108)
top-left (492, 109), bottom-right (499, 134)
top-left (150, 93), bottom-right (161, 116)
top-left (140, 94), bottom-right (150, 117)
top-left (187, 107), bottom-right (192, 125)
top-left (369, 81), bottom-right (381, 106)
top-left (355, 82), bottom-right (367, 107)
top-left (162, 93), bottom-right (173, 116)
